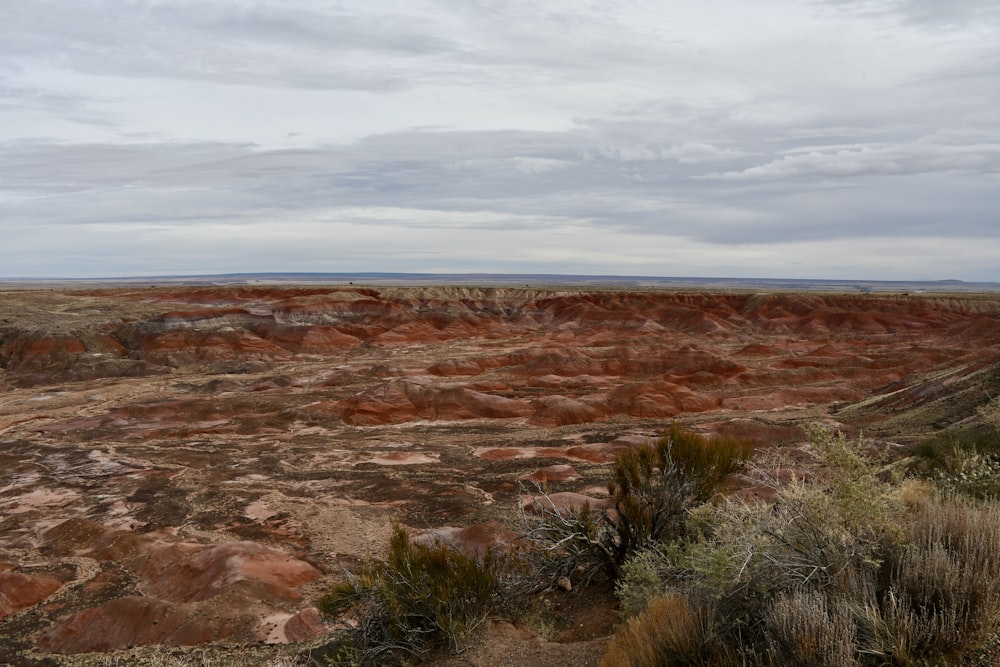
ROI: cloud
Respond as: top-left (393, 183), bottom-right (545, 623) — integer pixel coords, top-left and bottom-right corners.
top-left (2, 2), bottom-right (467, 92)
top-left (1, 1), bottom-right (999, 280)
top-left (712, 142), bottom-right (1000, 180)
top-left (820, 0), bottom-right (1000, 27)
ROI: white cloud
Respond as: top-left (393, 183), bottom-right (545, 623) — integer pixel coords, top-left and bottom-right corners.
top-left (712, 142), bottom-right (1000, 179)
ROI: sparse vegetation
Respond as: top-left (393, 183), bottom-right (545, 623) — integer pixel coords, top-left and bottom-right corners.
top-left (601, 593), bottom-right (727, 667)
top-left (603, 428), bottom-right (1000, 666)
top-left (912, 428), bottom-right (1000, 499)
top-left (979, 395), bottom-right (1000, 442)
top-left (316, 421), bottom-right (1000, 667)
top-left (519, 425), bottom-right (752, 585)
top-left (318, 526), bottom-right (507, 666)
top-left (97, 647), bottom-right (302, 667)
top-left (614, 546), bottom-right (671, 619)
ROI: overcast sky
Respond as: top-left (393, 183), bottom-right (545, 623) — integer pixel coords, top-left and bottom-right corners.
top-left (2, 1), bottom-right (998, 280)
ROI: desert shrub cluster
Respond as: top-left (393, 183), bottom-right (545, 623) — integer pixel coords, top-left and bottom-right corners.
top-left (911, 399), bottom-right (1000, 499)
top-left (318, 425), bottom-right (752, 664)
top-left (603, 429), bottom-right (1000, 666)
top-left (519, 425), bottom-right (752, 585)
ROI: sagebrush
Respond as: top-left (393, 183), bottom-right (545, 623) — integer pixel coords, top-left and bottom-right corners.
top-left (607, 429), bottom-right (1000, 665)
top-left (521, 424), bottom-right (752, 584)
top-left (318, 526), bottom-right (506, 666)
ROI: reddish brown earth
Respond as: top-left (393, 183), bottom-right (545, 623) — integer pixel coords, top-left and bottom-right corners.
top-left (1, 285), bottom-right (999, 665)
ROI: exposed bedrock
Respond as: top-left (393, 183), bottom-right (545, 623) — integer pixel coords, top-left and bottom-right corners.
top-left (1, 286), bottom-right (999, 658)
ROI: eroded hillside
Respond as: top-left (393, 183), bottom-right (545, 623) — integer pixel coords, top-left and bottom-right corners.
top-left (2, 286), bottom-right (999, 664)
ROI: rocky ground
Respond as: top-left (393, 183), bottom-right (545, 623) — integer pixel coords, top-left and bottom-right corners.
top-left (1, 285), bottom-right (999, 665)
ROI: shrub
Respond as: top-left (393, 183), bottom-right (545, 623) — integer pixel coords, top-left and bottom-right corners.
top-left (763, 591), bottom-right (857, 667)
top-left (318, 526), bottom-right (505, 666)
top-left (911, 428), bottom-right (1000, 499)
top-left (599, 594), bottom-right (730, 667)
top-left (520, 425), bottom-right (752, 585)
top-left (603, 428), bottom-right (1000, 666)
top-left (614, 547), bottom-right (671, 619)
top-left (662, 431), bottom-right (900, 629)
top-left (880, 498), bottom-right (1000, 660)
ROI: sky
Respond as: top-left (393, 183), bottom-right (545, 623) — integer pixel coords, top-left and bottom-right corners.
top-left (2, 0), bottom-right (999, 281)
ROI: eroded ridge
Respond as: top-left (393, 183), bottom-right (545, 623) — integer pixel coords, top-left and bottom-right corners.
top-left (1, 286), bottom-right (999, 661)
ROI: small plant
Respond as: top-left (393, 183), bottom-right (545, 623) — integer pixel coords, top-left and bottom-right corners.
top-left (911, 428), bottom-right (1000, 499)
top-left (615, 547), bottom-right (671, 619)
top-left (521, 424), bottom-right (752, 584)
top-left (600, 593), bottom-right (729, 667)
top-left (318, 526), bottom-right (506, 666)
top-left (763, 591), bottom-right (857, 667)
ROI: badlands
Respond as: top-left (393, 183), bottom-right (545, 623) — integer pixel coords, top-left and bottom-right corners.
top-left (1, 284), bottom-right (999, 665)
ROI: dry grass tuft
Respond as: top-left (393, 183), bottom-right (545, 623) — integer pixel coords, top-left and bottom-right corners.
top-left (600, 594), bottom-right (727, 667)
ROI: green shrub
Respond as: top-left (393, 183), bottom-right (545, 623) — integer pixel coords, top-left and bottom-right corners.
top-left (521, 424), bottom-right (752, 584)
top-left (911, 428), bottom-right (1000, 499)
top-left (615, 547), bottom-right (671, 619)
top-left (606, 425), bottom-right (753, 570)
top-left (662, 424), bottom-right (754, 502)
top-left (318, 526), bottom-right (505, 666)
top-left (602, 429), bottom-right (1000, 666)
top-left (880, 498), bottom-right (1000, 660)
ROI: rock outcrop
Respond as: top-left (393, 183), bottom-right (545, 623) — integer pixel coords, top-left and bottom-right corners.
top-left (1, 285), bottom-right (998, 660)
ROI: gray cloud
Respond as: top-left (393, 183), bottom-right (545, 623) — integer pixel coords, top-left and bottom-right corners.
top-left (2, 1), bottom-right (460, 91)
top-left (1, 1), bottom-right (999, 280)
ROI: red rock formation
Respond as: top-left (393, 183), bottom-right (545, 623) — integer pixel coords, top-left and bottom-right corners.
top-left (521, 464), bottom-right (581, 483)
top-left (338, 378), bottom-right (533, 425)
top-left (33, 519), bottom-right (323, 653)
top-left (138, 541), bottom-right (320, 603)
top-left (0, 567), bottom-right (65, 619)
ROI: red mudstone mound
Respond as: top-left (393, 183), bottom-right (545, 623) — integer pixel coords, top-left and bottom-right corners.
top-left (529, 395), bottom-right (606, 427)
top-left (521, 464), bottom-right (581, 483)
top-left (253, 323), bottom-right (360, 353)
top-left (414, 523), bottom-right (513, 557)
top-left (139, 541), bottom-right (320, 604)
top-left (37, 596), bottom-right (253, 652)
top-left (1, 333), bottom-right (86, 370)
top-left (41, 517), bottom-right (114, 555)
top-left (283, 607), bottom-right (326, 643)
top-left (130, 329), bottom-right (291, 367)
top-left (522, 492), bottom-right (612, 515)
top-left (338, 378), bottom-right (532, 425)
top-left (608, 381), bottom-right (720, 417)
top-left (31, 518), bottom-right (323, 653)
top-left (565, 437), bottom-right (650, 463)
top-left (0, 330), bottom-right (167, 385)
top-left (0, 568), bottom-right (65, 619)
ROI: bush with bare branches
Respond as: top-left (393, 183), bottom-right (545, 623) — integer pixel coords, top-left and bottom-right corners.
top-left (519, 425), bottom-right (752, 586)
